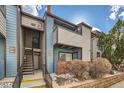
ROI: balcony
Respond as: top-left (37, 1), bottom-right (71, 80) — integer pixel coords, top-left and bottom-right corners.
top-left (53, 26), bottom-right (84, 48)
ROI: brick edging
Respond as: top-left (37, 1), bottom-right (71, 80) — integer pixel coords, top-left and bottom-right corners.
top-left (72, 73), bottom-right (124, 88)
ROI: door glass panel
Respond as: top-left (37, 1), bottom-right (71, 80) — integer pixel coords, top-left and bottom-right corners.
top-left (59, 53), bottom-right (66, 61)
top-left (59, 53), bottom-right (72, 61)
top-left (66, 53), bottom-right (72, 61)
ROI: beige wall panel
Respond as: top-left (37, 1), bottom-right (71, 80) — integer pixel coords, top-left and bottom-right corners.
top-left (81, 26), bottom-right (91, 61)
top-left (22, 15), bottom-right (44, 31)
top-left (58, 26), bottom-right (84, 47)
top-left (55, 26), bottom-right (91, 61)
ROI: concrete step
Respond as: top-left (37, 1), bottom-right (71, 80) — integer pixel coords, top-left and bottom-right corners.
top-left (20, 78), bottom-right (46, 88)
top-left (23, 67), bottom-right (33, 69)
top-left (23, 62), bottom-right (32, 64)
top-left (23, 71), bottom-right (33, 75)
top-left (23, 69), bottom-right (33, 72)
top-left (23, 63), bottom-right (33, 66)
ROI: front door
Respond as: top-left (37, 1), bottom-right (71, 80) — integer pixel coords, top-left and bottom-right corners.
top-left (0, 36), bottom-right (5, 79)
top-left (34, 54), bottom-right (39, 70)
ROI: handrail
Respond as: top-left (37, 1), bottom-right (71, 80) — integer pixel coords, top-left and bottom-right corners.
top-left (43, 64), bottom-right (53, 88)
top-left (32, 37), bottom-right (35, 74)
top-left (12, 64), bottom-right (23, 88)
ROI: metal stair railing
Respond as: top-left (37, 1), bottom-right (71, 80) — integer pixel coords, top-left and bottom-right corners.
top-left (32, 37), bottom-right (35, 74)
top-left (12, 63), bottom-right (23, 88)
top-left (43, 64), bottom-right (53, 88)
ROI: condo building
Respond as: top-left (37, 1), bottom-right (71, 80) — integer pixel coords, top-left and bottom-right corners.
top-left (0, 5), bottom-right (101, 87)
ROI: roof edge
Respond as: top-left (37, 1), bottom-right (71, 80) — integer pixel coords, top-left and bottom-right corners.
top-left (21, 11), bottom-right (44, 22)
top-left (46, 12), bottom-right (77, 27)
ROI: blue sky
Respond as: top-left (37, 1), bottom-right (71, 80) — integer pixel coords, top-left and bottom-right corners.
top-left (22, 5), bottom-right (124, 33)
top-left (40, 5), bottom-right (124, 33)
top-left (51, 5), bottom-right (114, 33)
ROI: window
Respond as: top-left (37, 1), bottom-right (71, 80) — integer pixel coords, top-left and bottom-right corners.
top-left (97, 52), bottom-right (100, 57)
top-left (59, 52), bottom-right (72, 61)
top-left (32, 31), bottom-right (40, 49)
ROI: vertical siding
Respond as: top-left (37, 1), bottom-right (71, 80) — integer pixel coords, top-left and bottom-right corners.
top-left (0, 35), bottom-right (5, 79)
top-left (46, 16), bottom-right (54, 73)
top-left (6, 6), bottom-right (17, 76)
top-left (0, 10), bottom-right (6, 37)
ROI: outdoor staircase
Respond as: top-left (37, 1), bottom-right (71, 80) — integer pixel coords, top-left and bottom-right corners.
top-left (22, 49), bottom-right (34, 75)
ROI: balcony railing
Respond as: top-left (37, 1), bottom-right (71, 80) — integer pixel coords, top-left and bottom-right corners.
top-left (12, 65), bottom-right (23, 88)
top-left (53, 26), bottom-right (84, 48)
top-left (42, 64), bottom-right (53, 88)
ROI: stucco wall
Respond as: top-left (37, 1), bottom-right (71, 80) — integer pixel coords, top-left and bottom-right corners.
top-left (46, 15), bottom-right (91, 73)
top-left (6, 6), bottom-right (17, 76)
top-left (22, 15), bottom-right (44, 31)
top-left (92, 37), bottom-right (101, 60)
top-left (81, 25), bottom-right (91, 61)
top-left (57, 26), bottom-right (84, 48)
top-left (54, 25), bottom-right (91, 61)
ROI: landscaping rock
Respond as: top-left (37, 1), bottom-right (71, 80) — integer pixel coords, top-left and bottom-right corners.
top-left (55, 73), bottom-right (79, 86)
top-left (0, 82), bottom-right (13, 88)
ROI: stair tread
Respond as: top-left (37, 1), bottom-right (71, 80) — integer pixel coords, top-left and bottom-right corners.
top-left (20, 80), bottom-right (46, 88)
top-left (23, 72), bottom-right (33, 75)
top-left (23, 67), bottom-right (33, 68)
top-left (23, 70), bottom-right (33, 72)
top-left (23, 62), bottom-right (32, 63)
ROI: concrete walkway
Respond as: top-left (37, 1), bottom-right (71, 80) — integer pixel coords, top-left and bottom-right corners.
top-left (110, 80), bottom-right (124, 88)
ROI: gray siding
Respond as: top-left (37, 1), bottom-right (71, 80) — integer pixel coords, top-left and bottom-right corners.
top-left (46, 16), bottom-right (54, 73)
top-left (6, 6), bottom-right (17, 76)
top-left (0, 35), bottom-right (5, 79)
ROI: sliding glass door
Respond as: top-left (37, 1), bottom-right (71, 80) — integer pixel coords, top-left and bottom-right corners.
top-left (59, 52), bottom-right (72, 61)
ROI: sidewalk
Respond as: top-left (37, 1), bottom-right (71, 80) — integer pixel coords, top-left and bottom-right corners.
top-left (110, 80), bottom-right (124, 88)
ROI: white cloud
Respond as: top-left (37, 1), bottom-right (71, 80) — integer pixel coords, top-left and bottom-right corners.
top-left (71, 13), bottom-right (90, 25)
top-left (92, 27), bottom-right (101, 32)
top-left (110, 5), bottom-right (120, 13)
top-left (108, 5), bottom-right (124, 20)
top-left (109, 12), bottom-right (117, 20)
top-left (109, 5), bottom-right (120, 20)
top-left (119, 11), bottom-right (124, 18)
top-left (36, 5), bottom-right (43, 11)
top-left (71, 15), bottom-right (84, 24)
top-left (22, 5), bottom-right (38, 16)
